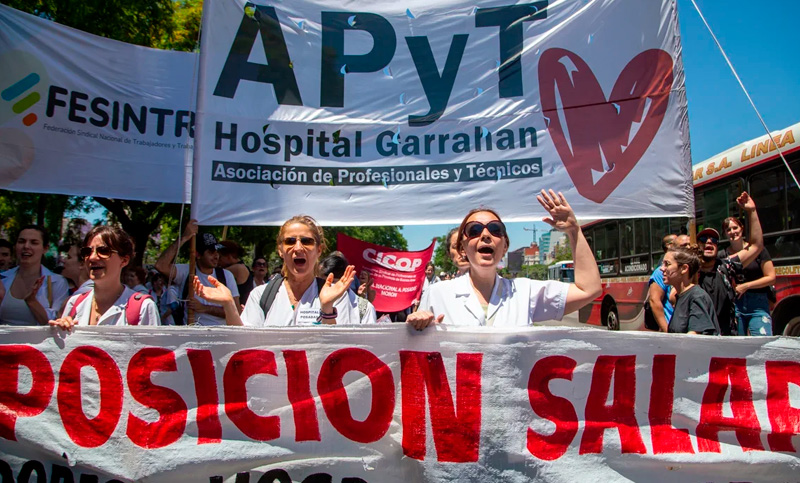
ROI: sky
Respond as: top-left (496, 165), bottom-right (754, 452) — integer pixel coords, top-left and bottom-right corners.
top-left (400, 0), bottom-right (800, 252)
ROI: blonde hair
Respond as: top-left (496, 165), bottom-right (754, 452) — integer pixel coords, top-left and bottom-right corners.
top-left (277, 215), bottom-right (326, 277)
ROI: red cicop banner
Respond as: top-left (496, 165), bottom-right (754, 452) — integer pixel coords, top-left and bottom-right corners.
top-left (336, 233), bottom-right (434, 312)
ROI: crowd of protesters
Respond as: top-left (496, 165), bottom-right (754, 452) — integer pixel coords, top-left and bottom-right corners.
top-left (0, 189), bottom-right (778, 336)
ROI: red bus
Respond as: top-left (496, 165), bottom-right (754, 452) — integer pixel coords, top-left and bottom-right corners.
top-left (571, 121), bottom-right (800, 335)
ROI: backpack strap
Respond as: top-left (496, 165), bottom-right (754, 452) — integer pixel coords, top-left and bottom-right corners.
top-left (259, 274), bottom-right (285, 318)
top-left (46, 275), bottom-right (53, 307)
top-left (214, 266), bottom-right (227, 286)
top-left (125, 292), bottom-right (153, 326)
top-left (258, 275), bottom-right (328, 321)
top-left (68, 290), bottom-right (93, 319)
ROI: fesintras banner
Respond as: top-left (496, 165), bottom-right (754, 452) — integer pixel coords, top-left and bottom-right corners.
top-left (0, 4), bottom-right (194, 203)
top-left (1, 326), bottom-right (799, 483)
top-left (336, 233), bottom-right (434, 312)
top-left (192, 0), bottom-right (693, 226)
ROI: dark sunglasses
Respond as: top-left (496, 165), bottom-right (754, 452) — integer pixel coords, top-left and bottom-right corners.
top-left (253, 261), bottom-right (267, 267)
top-left (282, 236), bottom-right (316, 248)
top-left (698, 235), bottom-right (719, 245)
top-left (80, 245), bottom-right (117, 259)
top-left (464, 220), bottom-right (506, 240)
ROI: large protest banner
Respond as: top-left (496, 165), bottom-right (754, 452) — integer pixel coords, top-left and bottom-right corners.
top-left (1, 325), bottom-right (798, 482)
top-left (192, 0), bottom-right (693, 225)
top-left (337, 233), bottom-right (434, 312)
top-left (0, 4), bottom-right (193, 203)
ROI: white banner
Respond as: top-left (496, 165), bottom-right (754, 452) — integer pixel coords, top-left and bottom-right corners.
top-left (193, 0), bottom-right (693, 225)
top-left (1, 325), bottom-right (798, 482)
top-left (0, 4), bottom-right (194, 203)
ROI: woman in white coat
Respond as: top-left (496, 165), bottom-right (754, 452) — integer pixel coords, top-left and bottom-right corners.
top-left (408, 190), bottom-right (601, 329)
top-left (49, 226), bottom-right (159, 328)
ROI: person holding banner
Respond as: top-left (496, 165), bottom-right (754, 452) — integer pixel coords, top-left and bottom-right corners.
top-left (193, 215), bottom-right (364, 326)
top-left (662, 246), bottom-right (719, 335)
top-left (48, 226), bottom-right (159, 328)
top-left (0, 225), bottom-right (69, 325)
top-left (408, 190), bottom-right (601, 329)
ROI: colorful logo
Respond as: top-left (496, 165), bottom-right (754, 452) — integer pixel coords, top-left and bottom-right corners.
top-left (2, 72), bottom-right (41, 126)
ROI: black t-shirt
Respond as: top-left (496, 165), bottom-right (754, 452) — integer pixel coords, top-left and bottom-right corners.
top-left (669, 285), bottom-right (719, 335)
top-left (738, 249), bottom-right (771, 293)
top-left (697, 257), bottom-right (740, 336)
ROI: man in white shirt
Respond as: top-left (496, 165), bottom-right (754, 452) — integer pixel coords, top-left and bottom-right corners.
top-left (155, 220), bottom-right (239, 326)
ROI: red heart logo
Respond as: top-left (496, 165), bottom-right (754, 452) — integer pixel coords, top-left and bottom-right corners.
top-left (538, 49), bottom-right (674, 203)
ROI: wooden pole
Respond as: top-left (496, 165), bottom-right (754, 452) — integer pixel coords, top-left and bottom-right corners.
top-left (689, 218), bottom-right (697, 245)
top-left (186, 235), bottom-right (197, 325)
top-left (221, 225), bottom-right (229, 241)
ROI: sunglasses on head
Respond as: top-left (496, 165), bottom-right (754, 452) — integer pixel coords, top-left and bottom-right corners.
top-left (464, 220), bottom-right (506, 240)
top-left (80, 245), bottom-right (117, 259)
top-left (282, 236), bottom-right (316, 248)
top-left (698, 235), bottom-right (719, 245)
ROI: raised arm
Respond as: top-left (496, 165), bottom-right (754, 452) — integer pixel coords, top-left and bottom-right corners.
top-left (731, 192), bottom-right (763, 267)
top-left (155, 219), bottom-right (198, 281)
top-left (537, 190), bottom-right (602, 315)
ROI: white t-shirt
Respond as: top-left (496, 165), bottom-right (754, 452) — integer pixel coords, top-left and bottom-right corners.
top-left (419, 274), bottom-right (569, 326)
top-left (63, 286), bottom-right (160, 326)
top-left (174, 264), bottom-right (239, 326)
top-left (241, 279), bottom-right (376, 326)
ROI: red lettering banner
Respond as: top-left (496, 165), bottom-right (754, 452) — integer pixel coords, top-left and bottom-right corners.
top-left (336, 233), bottom-right (434, 313)
top-left (0, 325), bottom-right (798, 482)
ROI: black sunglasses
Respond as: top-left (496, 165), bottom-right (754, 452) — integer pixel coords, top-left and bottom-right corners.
top-left (282, 236), bottom-right (316, 248)
top-left (464, 220), bottom-right (506, 240)
top-left (698, 235), bottom-right (719, 245)
top-left (80, 245), bottom-right (117, 259)
top-left (253, 261), bottom-right (267, 267)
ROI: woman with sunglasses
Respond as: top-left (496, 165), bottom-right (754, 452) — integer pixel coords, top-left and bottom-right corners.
top-left (408, 190), bottom-right (601, 329)
top-left (193, 215), bottom-right (370, 325)
top-left (252, 257), bottom-right (269, 287)
top-left (49, 226), bottom-right (159, 328)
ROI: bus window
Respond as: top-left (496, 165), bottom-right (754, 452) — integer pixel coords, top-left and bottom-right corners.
top-left (695, 179), bottom-right (743, 234)
top-left (593, 222), bottom-right (619, 261)
top-left (749, 162), bottom-right (800, 233)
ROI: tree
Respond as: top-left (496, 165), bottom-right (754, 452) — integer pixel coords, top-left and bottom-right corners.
top-left (432, 231), bottom-right (456, 274)
top-left (2, 0), bottom-right (176, 48)
top-left (0, 190), bottom-right (95, 245)
top-left (554, 243), bottom-right (572, 263)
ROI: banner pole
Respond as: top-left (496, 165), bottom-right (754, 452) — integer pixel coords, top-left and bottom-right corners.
top-left (186, 236), bottom-right (197, 325)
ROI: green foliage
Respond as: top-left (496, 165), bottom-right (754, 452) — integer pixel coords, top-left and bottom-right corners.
top-left (432, 231), bottom-right (456, 275)
top-left (0, 190), bottom-right (96, 243)
top-left (520, 263), bottom-right (548, 280)
top-left (326, 226), bottom-right (408, 253)
top-left (554, 243), bottom-right (573, 263)
top-left (2, 0), bottom-right (176, 48)
top-left (160, 0), bottom-right (203, 52)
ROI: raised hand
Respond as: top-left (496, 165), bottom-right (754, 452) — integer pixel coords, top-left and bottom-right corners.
top-left (319, 265), bottom-right (356, 308)
top-left (192, 275), bottom-right (233, 304)
top-left (406, 310), bottom-right (444, 331)
top-left (736, 191), bottom-right (756, 212)
top-left (182, 219), bottom-right (199, 241)
top-left (23, 276), bottom-right (44, 303)
top-left (537, 189), bottom-right (578, 234)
